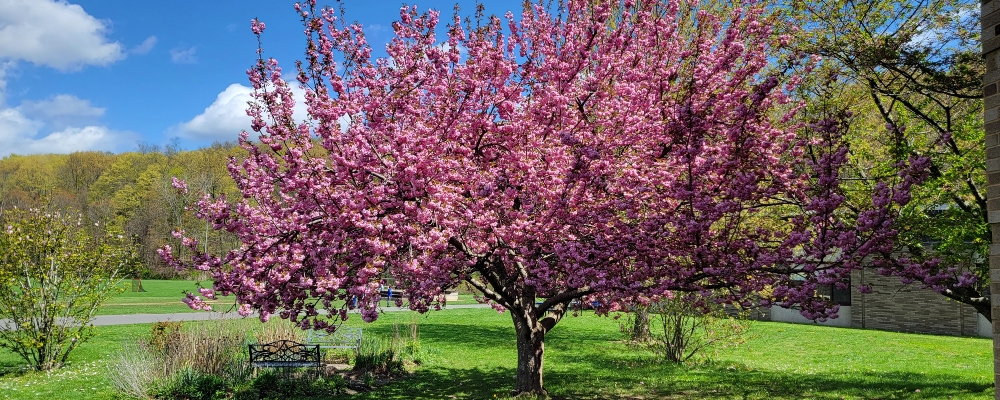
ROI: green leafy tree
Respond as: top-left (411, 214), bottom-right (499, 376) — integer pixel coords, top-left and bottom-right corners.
top-left (0, 208), bottom-right (137, 370)
top-left (786, 0), bottom-right (989, 318)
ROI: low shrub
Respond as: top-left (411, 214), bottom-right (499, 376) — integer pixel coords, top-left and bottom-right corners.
top-left (154, 367), bottom-right (228, 400)
top-left (232, 370), bottom-right (347, 400)
top-left (354, 335), bottom-right (403, 375)
top-left (647, 293), bottom-right (755, 363)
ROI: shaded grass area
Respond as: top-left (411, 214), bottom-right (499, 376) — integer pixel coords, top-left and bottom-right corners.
top-left (341, 310), bottom-right (994, 399)
top-left (0, 308), bottom-right (993, 399)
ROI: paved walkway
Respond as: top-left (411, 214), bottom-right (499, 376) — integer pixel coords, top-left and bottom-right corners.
top-left (90, 303), bottom-right (491, 326)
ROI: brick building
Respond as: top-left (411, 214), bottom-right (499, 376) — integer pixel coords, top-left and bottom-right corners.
top-left (769, 268), bottom-right (991, 337)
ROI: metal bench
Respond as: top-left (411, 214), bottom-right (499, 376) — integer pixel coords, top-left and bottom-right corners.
top-left (306, 327), bottom-right (362, 351)
top-left (248, 340), bottom-right (321, 372)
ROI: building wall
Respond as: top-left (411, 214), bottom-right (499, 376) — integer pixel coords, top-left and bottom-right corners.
top-left (982, 0), bottom-right (1000, 396)
top-left (850, 268), bottom-right (981, 336)
top-left (771, 305), bottom-right (852, 328)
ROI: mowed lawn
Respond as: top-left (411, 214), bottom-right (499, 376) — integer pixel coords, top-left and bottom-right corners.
top-left (97, 279), bottom-right (220, 315)
top-left (0, 307), bottom-right (992, 399)
top-left (98, 279), bottom-right (480, 315)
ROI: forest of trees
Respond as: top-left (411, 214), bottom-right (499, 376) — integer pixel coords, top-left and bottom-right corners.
top-left (0, 142), bottom-right (242, 279)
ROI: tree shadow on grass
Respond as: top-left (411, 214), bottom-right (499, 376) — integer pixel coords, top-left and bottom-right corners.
top-left (358, 366), bottom-right (516, 400)
top-left (547, 351), bottom-right (993, 399)
top-left (327, 360), bottom-right (992, 400)
top-left (342, 364), bottom-right (993, 400)
top-left (355, 321), bottom-right (994, 399)
top-left (0, 360), bottom-right (28, 378)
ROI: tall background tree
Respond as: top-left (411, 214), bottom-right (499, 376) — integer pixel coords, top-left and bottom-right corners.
top-left (784, 0), bottom-right (988, 317)
top-left (162, 0), bottom-right (926, 395)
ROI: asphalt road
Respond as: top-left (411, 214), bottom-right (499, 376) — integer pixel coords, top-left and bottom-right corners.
top-left (88, 303), bottom-right (492, 326)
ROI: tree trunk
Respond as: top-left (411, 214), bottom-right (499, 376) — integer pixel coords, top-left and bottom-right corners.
top-left (631, 305), bottom-right (651, 342)
top-left (511, 310), bottom-right (547, 397)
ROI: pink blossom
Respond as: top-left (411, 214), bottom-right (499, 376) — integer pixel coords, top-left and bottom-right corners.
top-left (251, 18), bottom-right (266, 35)
top-left (171, 177), bottom-right (188, 194)
top-left (160, 0), bottom-right (923, 392)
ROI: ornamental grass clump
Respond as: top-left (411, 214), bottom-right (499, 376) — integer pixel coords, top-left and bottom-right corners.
top-left (353, 335), bottom-right (403, 376)
top-left (107, 318), bottom-right (306, 399)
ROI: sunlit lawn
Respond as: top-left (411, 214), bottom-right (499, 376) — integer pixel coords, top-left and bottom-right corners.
top-left (98, 279), bottom-right (480, 315)
top-left (0, 307), bottom-right (991, 399)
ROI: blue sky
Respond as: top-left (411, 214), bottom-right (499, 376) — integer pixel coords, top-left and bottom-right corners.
top-left (0, 0), bottom-right (513, 156)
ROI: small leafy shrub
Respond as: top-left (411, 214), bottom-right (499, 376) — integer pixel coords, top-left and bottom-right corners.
top-left (648, 293), bottom-right (755, 363)
top-left (233, 370), bottom-right (346, 399)
top-left (149, 321), bottom-right (184, 352)
top-left (0, 208), bottom-right (137, 371)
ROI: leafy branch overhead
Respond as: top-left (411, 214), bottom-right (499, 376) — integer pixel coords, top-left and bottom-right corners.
top-left (786, 0), bottom-right (988, 318)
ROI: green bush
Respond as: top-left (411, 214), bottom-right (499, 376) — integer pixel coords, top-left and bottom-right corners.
top-left (354, 336), bottom-right (404, 375)
top-left (232, 370), bottom-right (346, 400)
top-left (0, 208), bottom-right (137, 371)
top-left (154, 367), bottom-right (228, 400)
top-left (648, 294), bottom-right (755, 363)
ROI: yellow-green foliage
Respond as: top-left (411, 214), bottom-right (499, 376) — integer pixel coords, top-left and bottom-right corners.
top-left (0, 208), bottom-right (138, 371)
top-left (0, 144), bottom-right (243, 278)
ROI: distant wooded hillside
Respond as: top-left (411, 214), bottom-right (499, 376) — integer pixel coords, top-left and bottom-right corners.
top-left (0, 142), bottom-right (242, 278)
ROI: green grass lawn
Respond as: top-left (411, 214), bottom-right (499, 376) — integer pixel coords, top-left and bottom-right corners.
top-left (0, 324), bottom-right (149, 399)
top-left (0, 308), bottom-right (991, 399)
top-left (98, 279), bottom-right (479, 315)
top-left (98, 279), bottom-right (218, 315)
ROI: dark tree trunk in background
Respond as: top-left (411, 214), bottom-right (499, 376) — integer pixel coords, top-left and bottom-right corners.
top-left (631, 305), bottom-right (651, 342)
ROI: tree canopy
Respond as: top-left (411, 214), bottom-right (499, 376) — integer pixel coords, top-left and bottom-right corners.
top-left (162, 0), bottom-right (927, 394)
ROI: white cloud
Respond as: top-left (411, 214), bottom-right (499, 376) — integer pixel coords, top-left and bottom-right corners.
top-left (17, 94), bottom-right (105, 131)
top-left (16, 126), bottom-right (126, 154)
top-left (0, 108), bottom-right (43, 141)
top-left (0, 1), bottom-right (133, 156)
top-left (0, 61), bottom-right (13, 103)
top-left (0, 106), bottom-right (131, 157)
top-left (170, 46), bottom-right (197, 64)
top-left (0, 0), bottom-right (124, 71)
top-left (18, 94), bottom-right (104, 119)
top-left (131, 35), bottom-right (157, 55)
top-left (175, 83), bottom-right (315, 142)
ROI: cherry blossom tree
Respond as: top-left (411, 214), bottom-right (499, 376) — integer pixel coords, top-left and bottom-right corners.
top-left (161, 0), bottom-right (925, 395)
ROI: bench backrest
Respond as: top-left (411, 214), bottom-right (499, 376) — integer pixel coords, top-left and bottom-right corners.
top-left (306, 327), bottom-right (363, 350)
top-left (248, 340), bottom-right (320, 367)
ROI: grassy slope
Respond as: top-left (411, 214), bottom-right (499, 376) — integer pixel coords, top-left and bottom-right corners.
top-left (0, 308), bottom-right (992, 399)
